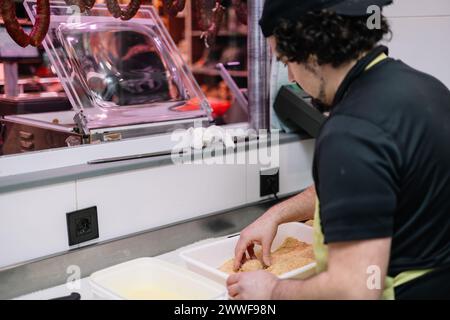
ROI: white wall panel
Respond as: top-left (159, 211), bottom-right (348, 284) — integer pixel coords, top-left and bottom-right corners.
top-left (384, 0), bottom-right (450, 17)
top-left (0, 183), bottom-right (76, 268)
top-left (246, 140), bottom-right (314, 203)
top-left (278, 140), bottom-right (315, 195)
top-left (76, 158), bottom-right (247, 242)
top-left (387, 16), bottom-right (450, 88)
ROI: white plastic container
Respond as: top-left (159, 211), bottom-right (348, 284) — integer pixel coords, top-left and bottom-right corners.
top-left (89, 257), bottom-right (227, 300)
top-left (180, 222), bottom-right (317, 286)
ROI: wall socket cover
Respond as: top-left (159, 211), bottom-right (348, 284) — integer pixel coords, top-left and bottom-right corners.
top-left (66, 206), bottom-right (99, 246)
top-left (260, 167), bottom-right (280, 197)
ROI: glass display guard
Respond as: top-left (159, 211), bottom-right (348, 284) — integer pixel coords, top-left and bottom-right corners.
top-left (23, 1), bottom-right (212, 131)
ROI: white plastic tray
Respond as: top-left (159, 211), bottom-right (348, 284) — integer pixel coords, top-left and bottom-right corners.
top-left (180, 222), bottom-right (317, 286)
top-left (89, 257), bottom-right (226, 300)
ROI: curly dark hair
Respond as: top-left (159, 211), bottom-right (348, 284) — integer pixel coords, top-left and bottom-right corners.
top-left (273, 10), bottom-right (391, 68)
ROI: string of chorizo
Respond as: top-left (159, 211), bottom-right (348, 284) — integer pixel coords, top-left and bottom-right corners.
top-left (200, 0), bottom-right (225, 48)
top-left (0, 0), bottom-right (50, 48)
top-left (163, 0), bottom-right (186, 17)
top-left (106, 0), bottom-right (142, 21)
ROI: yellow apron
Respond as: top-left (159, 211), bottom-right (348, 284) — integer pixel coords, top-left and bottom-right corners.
top-left (312, 197), bottom-right (432, 299)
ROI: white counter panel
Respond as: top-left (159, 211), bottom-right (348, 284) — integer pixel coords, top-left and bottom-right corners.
top-left (0, 182), bottom-right (76, 268)
top-left (246, 140), bottom-right (314, 203)
top-left (75, 158), bottom-right (247, 244)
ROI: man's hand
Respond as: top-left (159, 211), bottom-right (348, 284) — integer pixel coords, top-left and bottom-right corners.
top-left (234, 213), bottom-right (278, 270)
top-left (226, 270), bottom-right (280, 300)
top-left (233, 185), bottom-right (317, 271)
top-left (228, 238), bottom-right (391, 300)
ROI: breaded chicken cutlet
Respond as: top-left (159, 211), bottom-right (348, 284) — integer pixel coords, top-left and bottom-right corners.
top-left (219, 237), bottom-right (315, 276)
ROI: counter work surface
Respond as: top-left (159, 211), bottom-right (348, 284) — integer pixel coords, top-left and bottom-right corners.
top-left (14, 236), bottom-right (223, 300)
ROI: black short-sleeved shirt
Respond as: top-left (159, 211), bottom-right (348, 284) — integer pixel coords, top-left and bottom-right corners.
top-left (312, 46), bottom-right (450, 295)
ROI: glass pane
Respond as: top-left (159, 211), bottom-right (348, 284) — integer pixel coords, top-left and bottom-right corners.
top-left (157, 0), bottom-right (249, 124)
top-left (59, 22), bottom-right (185, 109)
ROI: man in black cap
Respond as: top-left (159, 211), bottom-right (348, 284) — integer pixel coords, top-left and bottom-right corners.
top-left (227, 0), bottom-right (450, 299)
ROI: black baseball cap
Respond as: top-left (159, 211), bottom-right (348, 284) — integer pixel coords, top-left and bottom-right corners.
top-left (260, 0), bottom-right (393, 37)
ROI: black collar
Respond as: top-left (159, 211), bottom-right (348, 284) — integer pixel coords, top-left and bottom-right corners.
top-left (332, 45), bottom-right (390, 107)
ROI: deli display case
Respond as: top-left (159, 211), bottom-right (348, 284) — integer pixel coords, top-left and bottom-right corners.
top-left (0, 1), bottom-right (212, 155)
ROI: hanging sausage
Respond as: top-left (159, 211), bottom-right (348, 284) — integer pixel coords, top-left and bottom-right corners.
top-left (1, 0), bottom-right (51, 48)
top-left (192, 0), bottom-right (226, 48)
top-left (106, 0), bottom-right (142, 21)
top-left (0, 0), bottom-right (245, 49)
top-left (163, 0), bottom-right (186, 17)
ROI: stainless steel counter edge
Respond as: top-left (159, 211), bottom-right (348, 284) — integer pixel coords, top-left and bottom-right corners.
top-left (0, 133), bottom-right (309, 194)
top-left (0, 197), bottom-right (293, 300)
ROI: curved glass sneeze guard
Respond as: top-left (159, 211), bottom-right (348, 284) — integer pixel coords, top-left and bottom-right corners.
top-left (24, 1), bottom-right (212, 130)
top-left (59, 23), bottom-right (186, 109)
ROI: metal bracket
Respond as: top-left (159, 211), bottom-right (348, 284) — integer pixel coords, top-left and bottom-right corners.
top-left (73, 111), bottom-right (90, 136)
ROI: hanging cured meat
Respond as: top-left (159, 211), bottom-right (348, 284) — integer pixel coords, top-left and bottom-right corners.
top-left (0, 0), bottom-right (248, 49)
top-left (163, 0), bottom-right (186, 17)
top-left (192, 0), bottom-right (226, 48)
top-left (0, 0), bottom-right (51, 47)
top-left (106, 0), bottom-right (142, 21)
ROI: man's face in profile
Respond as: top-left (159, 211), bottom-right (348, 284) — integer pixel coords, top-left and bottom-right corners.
top-left (268, 36), bottom-right (331, 110)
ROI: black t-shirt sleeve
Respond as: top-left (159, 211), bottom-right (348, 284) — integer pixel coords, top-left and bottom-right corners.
top-left (315, 115), bottom-right (402, 243)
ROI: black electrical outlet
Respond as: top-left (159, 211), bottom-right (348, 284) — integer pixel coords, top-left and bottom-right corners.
top-left (66, 206), bottom-right (99, 246)
top-left (260, 168), bottom-right (280, 197)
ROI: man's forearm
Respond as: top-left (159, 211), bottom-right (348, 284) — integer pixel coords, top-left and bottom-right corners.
top-left (271, 239), bottom-right (389, 300)
top-left (268, 185), bottom-right (316, 224)
top-left (272, 272), bottom-right (332, 300)
top-left (271, 271), bottom-right (381, 300)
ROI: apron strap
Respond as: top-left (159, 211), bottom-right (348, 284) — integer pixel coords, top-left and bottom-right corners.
top-left (382, 269), bottom-right (433, 300)
top-left (365, 53), bottom-right (388, 71)
top-left (313, 196), bottom-right (328, 274)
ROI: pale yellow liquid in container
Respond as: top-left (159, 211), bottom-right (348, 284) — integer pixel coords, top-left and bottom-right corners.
top-left (119, 285), bottom-right (205, 300)
top-left (93, 259), bottom-right (223, 300)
